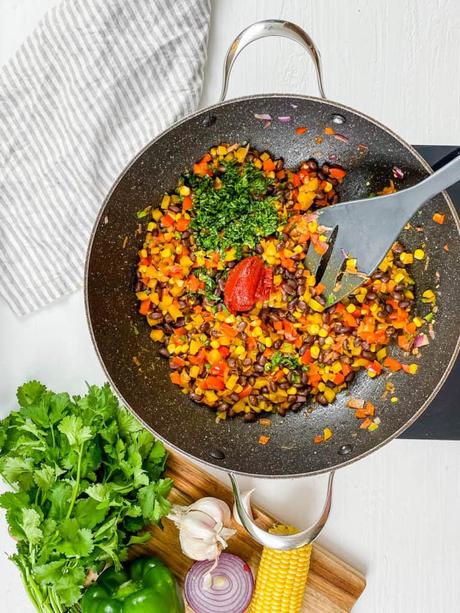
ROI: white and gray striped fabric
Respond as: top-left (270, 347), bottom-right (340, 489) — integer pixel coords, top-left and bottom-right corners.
top-left (0, 0), bottom-right (211, 316)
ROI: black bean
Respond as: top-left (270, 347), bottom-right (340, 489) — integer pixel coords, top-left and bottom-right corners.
top-left (269, 381), bottom-right (277, 392)
top-left (243, 357), bottom-right (252, 366)
top-left (399, 300), bottom-right (409, 309)
top-left (249, 395), bottom-right (257, 405)
top-left (316, 394), bottom-right (328, 406)
top-left (287, 395), bottom-right (297, 402)
top-left (291, 403), bottom-right (302, 412)
top-left (255, 244), bottom-right (263, 254)
top-left (239, 376), bottom-right (247, 386)
top-left (296, 395), bottom-right (307, 403)
top-left (254, 364), bottom-right (264, 373)
top-left (362, 350), bottom-right (375, 359)
top-left (150, 312), bottom-right (163, 320)
top-left (237, 321), bottom-right (247, 331)
top-left (307, 159), bottom-right (318, 170)
top-left (321, 163), bottom-right (330, 174)
top-left (392, 242), bottom-right (404, 254)
top-left (228, 358), bottom-right (236, 368)
top-left (248, 376), bottom-right (256, 386)
top-left (331, 194), bottom-right (340, 205)
top-left (273, 339), bottom-right (283, 349)
top-left (385, 304), bottom-right (393, 314)
top-left (366, 292), bottom-right (377, 300)
top-left (190, 393), bottom-right (202, 403)
top-left (277, 407), bottom-right (286, 416)
top-left (259, 356), bottom-right (267, 366)
top-left (218, 402), bottom-right (230, 412)
top-left (279, 382), bottom-right (289, 390)
top-left (159, 348), bottom-right (169, 358)
top-left (244, 413), bottom-right (256, 422)
top-left (230, 393), bottom-right (240, 402)
top-left (345, 372), bottom-right (355, 382)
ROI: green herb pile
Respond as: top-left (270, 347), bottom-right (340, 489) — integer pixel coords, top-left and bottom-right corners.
top-left (0, 382), bottom-right (173, 613)
top-left (188, 161), bottom-right (279, 254)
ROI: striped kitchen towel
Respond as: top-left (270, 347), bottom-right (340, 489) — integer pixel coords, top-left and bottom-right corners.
top-left (0, 0), bottom-right (211, 315)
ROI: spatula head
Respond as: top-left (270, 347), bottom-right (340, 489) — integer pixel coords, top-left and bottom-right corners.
top-left (305, 192), bottom-right (408, 304)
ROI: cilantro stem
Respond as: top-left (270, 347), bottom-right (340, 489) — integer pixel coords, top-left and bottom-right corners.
top-left (66, 442), bottom-right (84, 519)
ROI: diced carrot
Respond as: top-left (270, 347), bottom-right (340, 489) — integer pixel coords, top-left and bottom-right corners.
top-left (186, 274), bottom-right (201, 292)
top-left (329, 167), bottom-right (346, 181)
top-left (170, 372), bottom-right (182, 385)
top-left (139, 299), bottom-right (151, 315)
top-left (364, 401), bottom-right (375, 416)
top-left (276, 170), bottom-right (286, 179)
top-left (220, 322), bottom-right (238, 338)
top-left (204, 376), bottom-right (225, 391)
top-left (334, 373), bottom-right (345, 385)
top-left (301, 349), bottom-right (312, 365)
top-left (367, 360), bottom-right (382, 375)
top-left (161, 214), bottom-right (175, 227)
top-left (341, 362), bottom-right (352, 376)
top-left (432, 212), bottom-right (445, 224)
top-left (360, 418), bottom-right (373, 429)
top-left (347, 397), bottom-right (365, 410)
top-left (176, 217), bottom-right (190, 232)
top-left (383, 356), bottom-right (402, 371)
top-left (292, 173), bottom-right (301, 187)
top-left (263, 158), bottom-right (276, 172)
top-left (315, 283), bottom-right (325, 295)
top-left (324, 127), bottom-right (335, 135)
top-left (314, 435), bottom-right (323, 444)
top-left (295, 126), bottom-right (307, 135)
top-left (182, 196), bottom-right (193, 211)
top-left (259, 435), bottom-right (270, 445)
top-left (355, 409), bottom-right (368, 419)
top-left (397, 335), bottom-right (412, 351)
top-left (239, 385), bottom-right (253, 398)
top-left (405, 322), bottom-right (417, 334)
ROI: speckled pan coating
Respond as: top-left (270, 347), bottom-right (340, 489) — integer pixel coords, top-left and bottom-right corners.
top-left (85, 95), bottom-right (460, 478)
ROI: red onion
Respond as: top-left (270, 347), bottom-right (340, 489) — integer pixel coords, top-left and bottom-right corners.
top-left (262, 119), bottom-right (272, 129)
top-left (278, 115), bottom-right (292, 123)
top-left (254, 113), bottom-right (272, 121)
top-left (392, 166), bottom-right (405, 180)
top-left (184, 553), bottom-right (254, 613)
top-left (334, 133), bottom-right (349, 143)
top-left (413, 333), bottom-right (429, 348)
top-left (357, 143), bottom-right (369, 154)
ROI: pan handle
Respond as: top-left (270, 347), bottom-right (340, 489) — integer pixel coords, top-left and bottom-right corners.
top-left (229, 470), bottom-right (334, 550)
top-left (219, 19), bottom-right (327, 102)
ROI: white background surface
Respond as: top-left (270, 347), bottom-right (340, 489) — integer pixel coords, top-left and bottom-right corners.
top-left (1, 1), bottom-right (460, 612)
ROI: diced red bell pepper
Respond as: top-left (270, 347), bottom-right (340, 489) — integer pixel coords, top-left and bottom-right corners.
top-left (204, 376), bottom-right (225, 390)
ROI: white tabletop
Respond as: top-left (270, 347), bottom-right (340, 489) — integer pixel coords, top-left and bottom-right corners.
top-left (1, 1), bottom-right (460, 612)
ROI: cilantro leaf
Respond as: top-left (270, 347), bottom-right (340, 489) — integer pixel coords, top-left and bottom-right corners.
top-left (17, 381), bottom-right (46, 407)
top-left (58, 415), bottom-right (92, 447)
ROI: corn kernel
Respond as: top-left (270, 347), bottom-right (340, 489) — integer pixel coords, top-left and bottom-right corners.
top-left (400, 252), bottom-right (414, 264)
top-left (287, 387), bottom-right (297, 395)
top-left (310, 345), bottom-right (320, 359)
top-left (368, 422), bottom-right (379, 431)
top-left (179, 185), bottom-right (190, 196)
top-left (413, 317), bottom-right (423, 327)
top-left (308, 323), bottom-right (320, 335)
top-left (318, 328), bottom-right (328, 338)
top-left (323, 427), bottom-right (333, 440)
top-left (309, 299), bottom-right (325, 313)
top-left (323, 388), bottom-right (336, 403)
top-left (234, 345), bottom-right (245, 357)
top-left (407, 363), bottom-right (418, 375)
top-left (346, 303), bottom-right (356, 313)
top-left (150, 329), bottom-right (164, 342)
top-left (226, 374), bottom-right (239, 390)
top-left (391, 396), bottom-right (398, 403)
top-left (264, 337), bottom-right (273, 348)
top-left (414, 248), bottom-right (425, 260)
top-left (160, 194), bottom-right (171, 209)
top-left (252, 326), bottom-right (262, 337)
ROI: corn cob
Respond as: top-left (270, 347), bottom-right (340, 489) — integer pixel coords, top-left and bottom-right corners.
top-left (249, 525), bottom-right (312, 613)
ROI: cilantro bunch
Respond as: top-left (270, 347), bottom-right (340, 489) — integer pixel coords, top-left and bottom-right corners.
top-left (0, 382), bottom-right (173, 612)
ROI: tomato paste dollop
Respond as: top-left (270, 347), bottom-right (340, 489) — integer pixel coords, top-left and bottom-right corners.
top-left (224, 255), bottom-right (272, 313)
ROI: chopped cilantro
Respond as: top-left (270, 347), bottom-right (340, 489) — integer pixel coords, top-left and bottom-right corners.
top-left (266, 351), bottom-right (301, 371)
top-left (188, 161), bottom-right (279, 253)
top-left (195, 268), bottom-right (221, 303)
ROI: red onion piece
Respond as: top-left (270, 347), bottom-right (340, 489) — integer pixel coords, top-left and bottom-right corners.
top-left (413, 333), bottom-right (429, 348)
top-left (357, 143), bottom-right (369, 154)
top-left (392, 166), bottom-right (405, 180)
top-left (184, 553), bottom-right (254, 613)
top-left (262, 119), bottom-right (272, 129)
top-left (278, 115), bottom-right (292, 123)
top-left (254, 113), bottom-right (272, 121)
top-left (334, 133), bottom-right (349, 143)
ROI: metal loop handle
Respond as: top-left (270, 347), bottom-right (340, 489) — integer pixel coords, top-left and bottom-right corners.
top-left (230, 471), bottom-right (334, 550)
top-left (219, 19), bottom-right (327, 102)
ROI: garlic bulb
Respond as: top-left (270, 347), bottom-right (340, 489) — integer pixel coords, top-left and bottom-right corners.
top-left (169, 497), bottom-right (236, 563)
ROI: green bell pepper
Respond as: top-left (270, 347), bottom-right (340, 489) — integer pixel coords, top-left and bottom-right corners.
top-left (81, 557), bottom-right (184, 613)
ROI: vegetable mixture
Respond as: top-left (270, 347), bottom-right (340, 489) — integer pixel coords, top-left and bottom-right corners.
top-left (135, 144), bottom-right (427, 421)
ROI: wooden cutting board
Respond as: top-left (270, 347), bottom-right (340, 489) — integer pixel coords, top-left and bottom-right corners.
top-left (133, 451), bottom-right (366, 612)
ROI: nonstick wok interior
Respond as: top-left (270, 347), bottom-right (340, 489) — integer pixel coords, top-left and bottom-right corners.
top-left (86, 95), bottom-right (460, 477)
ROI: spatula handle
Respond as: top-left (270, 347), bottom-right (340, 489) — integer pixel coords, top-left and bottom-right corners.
top-left (411, 150), bottom-right (460, 209)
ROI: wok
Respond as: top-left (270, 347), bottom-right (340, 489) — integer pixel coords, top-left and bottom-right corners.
top-left (85, 20), bottom-right (460, 478)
